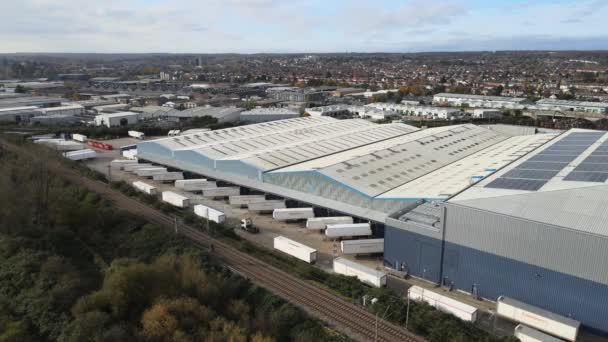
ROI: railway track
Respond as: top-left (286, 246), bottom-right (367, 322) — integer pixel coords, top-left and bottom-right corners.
top-left (1, 141), bottom-right (425, 342)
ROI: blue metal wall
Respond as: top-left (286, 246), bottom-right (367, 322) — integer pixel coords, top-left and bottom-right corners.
top-left (384, 226), bottom-right (442, 283)
top-left (384, 225), bottom-right (608, 332)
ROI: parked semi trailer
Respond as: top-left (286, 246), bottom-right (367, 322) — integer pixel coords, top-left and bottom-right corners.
top-left (175, 179), bottom-right (216, 191)
top-left (193, 204), bottom-right (225, 224)
top-left (110, 159), bottom-right (138, 169)
top-left (153, 172), bottom-right (184, 182)
top-left (408, 286), bottom-right (477, 322)
top-left (161, 191), bottom-right (190, 208)
top-left (273, 236), bottom-right (317, 264)
top-left (333, 257), bottom-right (386, 288)
top-left (229, 195), bottom-right (266, 207)
top-left (132, 181), bottom-right (157, 195)
top-left (63, 149), bottom-right (96, 161)
top-left (135, 167), bottom-right (167, 177)
top-left (306, 216), bottom-right (353, 230)
top-left (123, 163), bottom-right (153, 172)
top-left (272, 208), bottom-right (315, 221)
top-left (202, 187), bottom-right (240, 198)
top-left (497, 296), bottom-right (580, 342)
top-left (71, 133), bottom-right (87, 142)
top-left (247, 200), bottom-right (286, 212)
top-left (341, 238), bottom-right (384, 255)
top-left (514, 324), bottom-right (564, 342)
top-left (128, 130), bottom-right (145, 139)
top-left (325, 223), bottom-right (372, 238)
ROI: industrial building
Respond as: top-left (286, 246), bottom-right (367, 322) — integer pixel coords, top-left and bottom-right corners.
top-left (433, 93), bottom-right (530, 109)
top-left (240, 108), bottom-right (300, 123)
top-left (471, 108), bottom-right (503, 119)
top-left (399, 105), bottom-right (463, 120)
top-left (306, 105), bottom-right (354, 117)
top-left (94, 111), bottom-right (139, 127)
top-left (136, 116), bottom-right (608, 333)
top-left (0, 96), bottom-right (62, 109)
top-left (0, 106), bottom-right (43, 122)
top-left (535, 98), bottom-right (608, 114)
top-left (167, 106), bottom-right (244, 123)
top-left (267, 88), bottom-right (325, 103)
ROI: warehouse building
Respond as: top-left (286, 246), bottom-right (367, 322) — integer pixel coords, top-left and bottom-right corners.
top-left (385, 129), bottom-right (608, 333)
top-left (306, 105), bottom-right (354, 117)
top-left (168, 106), bottom-right (244, 123)
top-left (136, 116), bottom-right (608, 333)
top-left (534, 98), bottom-right (608, 114)
top-left (433, 93), bottom-right (530, 109)
top-left (94, 111), bottom-right (139, 127)
top-left (240, 108), bottom-right (299, 123)
top-left (365, 103), bottom-right (463, 120)
top-left (0, 96), bottom-right (62, 109)
top-left (0, 106), bottom-right (44, 122)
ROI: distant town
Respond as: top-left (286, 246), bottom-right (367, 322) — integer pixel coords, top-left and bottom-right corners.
top-left (1, 51), bottom-right (608, 131)
top-left (3, 51), bottom-right (608, 342)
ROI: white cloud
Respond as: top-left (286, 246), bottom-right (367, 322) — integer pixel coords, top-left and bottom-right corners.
top-left (0, 0), bottom-right (605, 53)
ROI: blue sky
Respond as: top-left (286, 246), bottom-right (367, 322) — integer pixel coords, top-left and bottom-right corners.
top-left (0, 0), bottom-right (606, 53)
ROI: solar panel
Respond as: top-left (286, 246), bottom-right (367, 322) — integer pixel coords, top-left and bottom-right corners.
top-left (527, 155), bottom-right (578, 163)
top-left (573, 163), bottom-right (608, 172)
top-left (564, 172), bottom-right (608, 182)
top-left (544, 146), bottom-right (589, 151)
top-left (485, 178), bottom-right (547, 191)
top-left (502, 169), bottom-right (560, 180)
top-left (584, 156), bottom-right (608, 164)
top-left (517, 161), bottom-right (569, 170)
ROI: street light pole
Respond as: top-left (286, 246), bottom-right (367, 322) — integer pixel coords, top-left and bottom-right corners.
top-left (405, 288), bottom-right (411, 329)
top-left (374, 312), bottom-right (378, 342)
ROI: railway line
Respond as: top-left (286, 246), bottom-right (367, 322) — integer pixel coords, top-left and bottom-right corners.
top-left (0, 140), bottom-right (425, 342)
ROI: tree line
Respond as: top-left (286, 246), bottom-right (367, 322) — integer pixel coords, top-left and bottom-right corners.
top-left (0, 141), bottom-right (348, 342)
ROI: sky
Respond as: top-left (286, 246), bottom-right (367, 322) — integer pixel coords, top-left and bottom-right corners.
top-left (0, 0), bottom-right (606, 53)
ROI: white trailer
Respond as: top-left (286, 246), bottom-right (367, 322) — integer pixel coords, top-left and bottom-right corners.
top-left (132, 181), bottom-right (157, 195)
top-left (272, 208), bottom-right (315, 221)
top-left (202, 187), bottom-right (240, 198)
top-left (247, 200), bottom-right (286, 212)
top-left (63, 149), bottom-right (97, 161)
top-left (325, 223), bottom-right (372, 238)
top-left (514, 324), bottom-right (564, 342)
top-left (341, 239), bottom-right (384, 255)
top-left (332, 257), bottom-right (386, 288)
top-left (193, 204), bottom-right (225, 224)
top-left (496, 296), bottom-right (579, 342)
top-left (123, 163), bottom-right (153, 172)
top-left (110, 159), bottom-right (138, 169)
top-left (408, 286), bottom-right (477, 322)
top-left (228, 195), bottom-right (266, 207)
top-left (306, 216), bottom-right (353, 230)
top-left (174, 179), bottom-right (216, 191)
top-left (135, 167), bottom-right (167, 177)
top-left (122, 149), bottom-right (138, 159)
top-left (161, 191), bottom-right (190, 208)
top-left (273, 236), bottom-right (317, 263)
top-left (72, 133), bottom-right (87, 142)
top-left (128, 130), bottom-right (145, 139)
top-left (153, 172), bottom-right (184, 182)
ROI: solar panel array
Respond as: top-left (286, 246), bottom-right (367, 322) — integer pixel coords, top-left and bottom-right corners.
top-left (565, 133), bottom-right (608, 182)
top-left (486, 132), bottom-right (604, 191)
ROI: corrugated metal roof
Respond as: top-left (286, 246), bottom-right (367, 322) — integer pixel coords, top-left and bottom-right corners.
top-left (319, 124), bottom-right (509, 197)
top-left (451, 184), bottom-right (608, 237)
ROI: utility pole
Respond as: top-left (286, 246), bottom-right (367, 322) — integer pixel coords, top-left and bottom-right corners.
top-left (107, 164), bottom-right (112, 183)
top-left (174, 216), bottom-right (178, 234)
